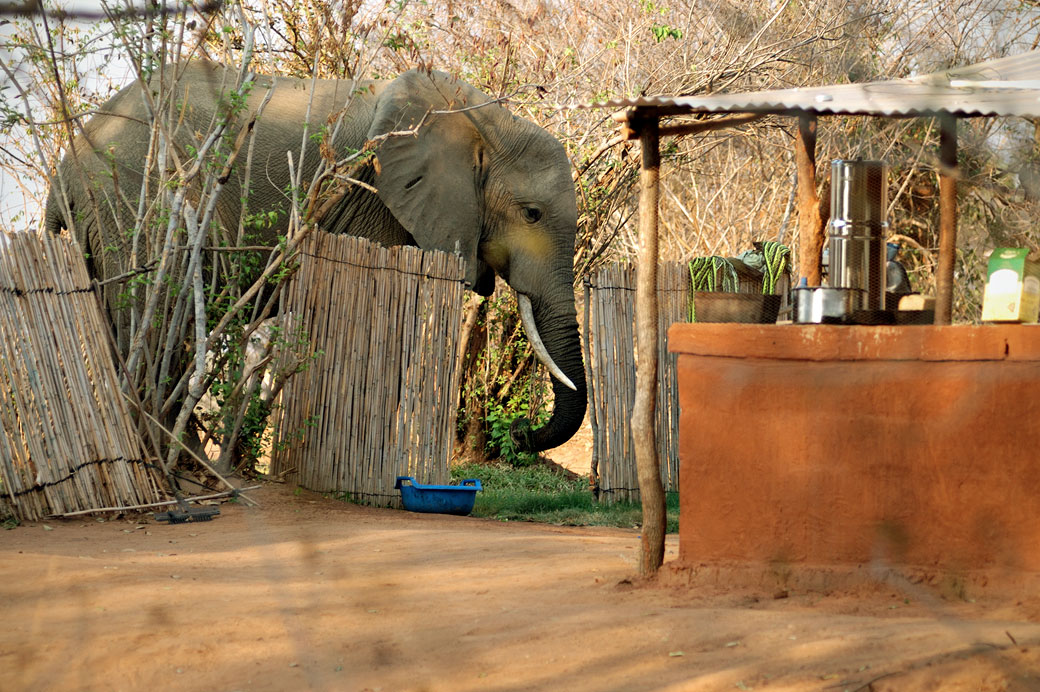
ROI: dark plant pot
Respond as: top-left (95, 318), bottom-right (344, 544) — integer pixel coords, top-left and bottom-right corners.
top-left (691, 292), bottom-right (781, 324)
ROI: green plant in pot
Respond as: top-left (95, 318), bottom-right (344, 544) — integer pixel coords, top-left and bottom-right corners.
top-left (688, 241), bottom-right (789, 323)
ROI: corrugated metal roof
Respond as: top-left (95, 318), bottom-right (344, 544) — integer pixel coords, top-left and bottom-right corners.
top-left (582, 50), bottom-right (1040, 118)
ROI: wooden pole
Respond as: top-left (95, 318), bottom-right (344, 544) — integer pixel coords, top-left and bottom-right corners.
top-left (583, 278), bottom-right (600, 496)
top-left (795, 112), bottom-right (827, 286)
top-left (50, 486), bottom-right (261, 517)
top-left (935, 114), bottom-right (958, 325)
top-left (630, 110), bottom-right (666, 576)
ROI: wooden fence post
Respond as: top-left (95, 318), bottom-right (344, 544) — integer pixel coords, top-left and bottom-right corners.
top-left (795, 112), bottom-right (827, 286)
top-left (631, 111), bottom-right (666, 576)
top-left (935, 114), bottom-right (958, 325)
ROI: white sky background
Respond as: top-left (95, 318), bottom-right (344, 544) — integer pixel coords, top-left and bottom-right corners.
top-left (0, 0), bottom-right (185, 230)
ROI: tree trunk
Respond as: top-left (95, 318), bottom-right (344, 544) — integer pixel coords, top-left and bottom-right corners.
top-left (456, 295), bottom-right (489, 460)
top-left (632, 113), bottom-right (666, 577)
top-left (934, 114), bottom-right (958, 325)
top-left (795, 112), bottom-right (828, 285)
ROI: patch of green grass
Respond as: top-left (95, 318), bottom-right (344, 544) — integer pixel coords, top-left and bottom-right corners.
top-left (451, 461), bottom-right (679, 532)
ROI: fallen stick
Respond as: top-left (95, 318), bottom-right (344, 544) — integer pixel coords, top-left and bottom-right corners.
top-left (47, 485), bottom-right (262, 518)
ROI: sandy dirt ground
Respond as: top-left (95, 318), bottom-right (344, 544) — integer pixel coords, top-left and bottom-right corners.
top-left (3, 481), bottom-right (1040, 692)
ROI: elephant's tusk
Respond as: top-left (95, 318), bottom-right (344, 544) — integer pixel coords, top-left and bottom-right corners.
top-left (517, 293), bottom-right (577, 392)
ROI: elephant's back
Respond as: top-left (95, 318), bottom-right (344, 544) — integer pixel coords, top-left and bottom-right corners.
top-left (229, 71), bottom-right (380, 226)
top-left (153, 62), bottom-right (374, 132)
top-left (51, 61), bottom-right (383, 241)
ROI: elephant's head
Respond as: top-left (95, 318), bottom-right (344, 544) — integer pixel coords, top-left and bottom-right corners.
top-left (365, 69), bottom-right (586, 453)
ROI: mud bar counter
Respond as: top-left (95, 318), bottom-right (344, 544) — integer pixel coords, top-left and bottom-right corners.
top-left (668, 323), bottom-right (1040, 576)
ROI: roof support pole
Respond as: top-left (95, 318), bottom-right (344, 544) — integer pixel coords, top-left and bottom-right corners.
top-left (935, 114), bottom-right (958, 325)
top-left (795, 112), bottom-right (827, 285)
top-left (630, 111), bottom-right (666, 576)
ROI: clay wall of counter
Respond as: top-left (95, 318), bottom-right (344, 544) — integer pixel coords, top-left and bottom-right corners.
top-left (669, 324), bottom-right (1040, 573)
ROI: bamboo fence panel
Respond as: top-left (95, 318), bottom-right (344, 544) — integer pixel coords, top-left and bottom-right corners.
top-left (586, 262), bottom-right (690, 503)
top-left (271, 233), bottom-right (466, 506)
top-left (587, 260), bottom-right (785, 503)
top-left (0, 231), bottom-right (164, 521)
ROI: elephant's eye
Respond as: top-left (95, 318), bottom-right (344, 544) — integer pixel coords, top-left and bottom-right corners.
top-left (521, 206), bottom-right (543, 224)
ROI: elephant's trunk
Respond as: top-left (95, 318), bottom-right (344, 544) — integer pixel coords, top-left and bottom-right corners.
top-left (511, 288), bottom-right (587, 454)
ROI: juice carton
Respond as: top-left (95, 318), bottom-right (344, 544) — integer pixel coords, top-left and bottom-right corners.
top-left (981, 248), bottom-right (1040, 323)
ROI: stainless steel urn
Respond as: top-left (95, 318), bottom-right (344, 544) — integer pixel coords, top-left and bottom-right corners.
top-left (827, 160), bottom-right (888, 311)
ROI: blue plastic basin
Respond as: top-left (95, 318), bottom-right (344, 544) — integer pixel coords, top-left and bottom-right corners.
top-left (394, 476), bottom-right (482, 516)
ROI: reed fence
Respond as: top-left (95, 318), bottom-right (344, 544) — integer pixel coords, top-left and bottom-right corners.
top-left (0, 231), bottom-right (164, 521)
top-left (270, 233), bottom-right (466, 506)
top-left (585, 260), bottom-right (789, 502)
top-left (584, 263), bottom-right (688, 503)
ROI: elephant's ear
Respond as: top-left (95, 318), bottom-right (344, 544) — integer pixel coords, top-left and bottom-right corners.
top-left (367, 70), bottom-right (491, 286)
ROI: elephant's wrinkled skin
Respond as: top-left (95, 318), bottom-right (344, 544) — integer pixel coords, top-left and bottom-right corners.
top-left (45, 63), bottom-right (586, 453)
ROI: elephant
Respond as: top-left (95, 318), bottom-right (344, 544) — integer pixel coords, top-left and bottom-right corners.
top-left (44, 62), bottom-right (587, 453)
